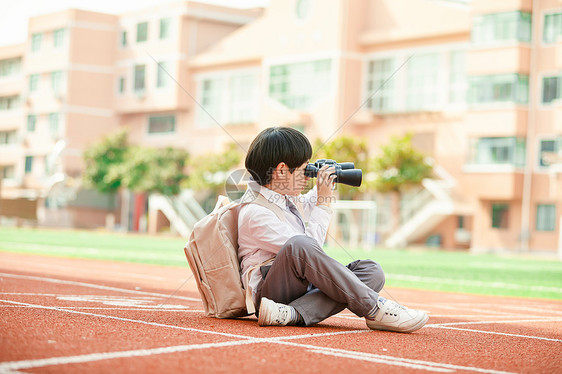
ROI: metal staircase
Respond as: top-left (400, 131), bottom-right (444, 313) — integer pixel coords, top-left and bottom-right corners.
top-left (148, 189), bottom-right (207, 237)
top-left (384, 166), bottom-right (471, 248)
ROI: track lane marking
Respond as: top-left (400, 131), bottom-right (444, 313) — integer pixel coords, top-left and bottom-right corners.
top-left (0, 272), bottom-right (199, 302)
top-left (429, 325), bottom-right (562, 342)
top-left (0, 299), bottom-right (517, 373)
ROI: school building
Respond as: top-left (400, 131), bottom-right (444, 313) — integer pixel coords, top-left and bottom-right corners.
top-left (0, 0), bottom-right (561, 256)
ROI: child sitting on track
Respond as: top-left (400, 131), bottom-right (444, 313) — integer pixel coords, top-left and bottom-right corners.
top-left (238, 126), bottom-right (428, 332)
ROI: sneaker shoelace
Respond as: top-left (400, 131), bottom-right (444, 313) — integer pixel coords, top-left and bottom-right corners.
top-left (384, 301), bottom-right (408, 317)
top-left (275, 305), bottom-right (289, 324)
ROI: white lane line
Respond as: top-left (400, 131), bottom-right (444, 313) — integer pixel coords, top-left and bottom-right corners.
top-left (431, 325), bottom-right (562, 342)
top-left (0, 299), bottom-right (518, 373)
top-left (405, 302), bottom-right (530, 316)
top-left (278, 342), bottom-right (515, 374)
top-left (0, 340), bottom-right (259, 372)
top-left (428, 317), bottom-right (562, 327)
top-left (0, 306), bottom-right (202, 311)
top-left (0, 272), bottom-right (199, 302)
top-left (388, 273), bottom-right (562, 294)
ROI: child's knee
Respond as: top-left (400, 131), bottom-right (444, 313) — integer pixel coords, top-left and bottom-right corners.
top-left (353, 259), bottom-right (385, 292)
top-left (281, 235), bottom-right (321, 256)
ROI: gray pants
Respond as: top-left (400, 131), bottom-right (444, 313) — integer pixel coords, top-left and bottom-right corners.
top-left (256, 235), bottom-right (385, 326)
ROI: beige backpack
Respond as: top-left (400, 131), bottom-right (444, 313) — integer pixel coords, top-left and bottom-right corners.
top-left (184, 190), bottom-right (284, 318)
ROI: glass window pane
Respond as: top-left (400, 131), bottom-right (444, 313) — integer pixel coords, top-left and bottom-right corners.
top-left (137, 22), bottom-right (148, 42)
top-left (27, 115), bottom-right (36, 132)
top-left (268, 59), bottom-right (331, 110)
top-left (25, 156), bottom-right (33, 173)
top-left (148, 115), bottom-right (175, 133)
top-left (542, 76), bottom-right (560, 104)
top-left (157, 62), bottom-right (171, 88)
top-left (159, 18), bottom-right (171, 39)
top-left (491, 203), bottom-right (509, 229)
top-left (134, 65), bottom-right (145, 91)
top-left (536, 204), bottom-right (556, 231)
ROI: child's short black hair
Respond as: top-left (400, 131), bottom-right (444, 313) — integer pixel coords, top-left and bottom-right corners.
top-left (245, 126), bottom-right (312, 186)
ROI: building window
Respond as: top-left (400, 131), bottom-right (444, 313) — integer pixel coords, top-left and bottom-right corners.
top-left (24, 156), bottom-right (33, 173)
top-left (0, 96), bottom-right (19, 111)
top-left (121, 31), bottom-right (127, 47)
top-left (230, 74), bottom-right (258, 124)
top-left (134, 65), bottom-right (145, 92)
top-left (536, 204), bottom-right (556, 231)
top-left (159, 18), bottom-right (172, 39)
top-left (469, 74), bottom-right (528, 105)
top-left (53, 28), bottom-right (65, 48)
top-left (406, 53), bottom-right (440, 111)
top-left (491, 203), bottom-right (509, 229)
top-left (198, 70), bottom-right (259, 126)
top-left (367, 58), bottom-right (396, 112)
top-left (269, 59), bottom-right (331, 110)
top-left (2, 165), bottom-right (15, 179)
top-left (118, 77), bottom-right (125, 94)
top-left (449, 50), bottom-right (467, 105)
top-left (295, 0), bottom-right (311, 20)
top-left (29, 74), bottom-right (40, 92)
top-left (0, 130), bottom-right (17, 145)
top-left (27, 115), bottom-right (36, 132)
top-left (136, 22), bottom-right (148, 43)
top-left (542, 76), bottom-right (560, 104)
top-left (472, 11), bottom-right (531, 45)
top-left (367, 48), bottom-right (467, 114)
top-left (200, 78), bottom-right (225, 126)
top-left (156, 61), bottom-right (171, 88)
top-left (543, 12), bottom-right (562, 44)
top-left (49, 113), bottom-right (59, 136)
top-left (51, 71), bottom-right (64, 93)
top-left (148, 115), bottom-right (175, 134)
top-left (31, 33), bottom-right (42, 52)
top-left (538, 138), bottom-right (561, 167)
top-left (468, 137), bottom-right (526, 167)
top-left (0, 58), bottom-right (22, 78)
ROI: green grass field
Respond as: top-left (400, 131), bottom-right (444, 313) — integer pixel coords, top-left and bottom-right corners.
top-left (1, 226), bottom-right (561, 300)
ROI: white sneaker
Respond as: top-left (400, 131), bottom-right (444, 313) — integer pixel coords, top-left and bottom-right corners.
top-left (366, 297), bottom-right (428, 333)
top-left (258, 297), bottom-right (292, 326)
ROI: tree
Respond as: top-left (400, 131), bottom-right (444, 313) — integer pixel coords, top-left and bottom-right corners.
top-left (83, 129), bottom-right (129, 194)
top-left (83, 130), bottom-right (189, 196)
top-left (120, 146), bottom-right (189, 195)
top-left (371, 133), bottom-right (433, 233)
top-left (371, 133), bottom-right (433, 193)
top-left (313, 136), bottom-right (370, 199)
top-left (186, 143), bottom-right (243, 195)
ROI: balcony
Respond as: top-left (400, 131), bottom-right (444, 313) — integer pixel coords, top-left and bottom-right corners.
top-left (461, 166), bottom-right (524, 199)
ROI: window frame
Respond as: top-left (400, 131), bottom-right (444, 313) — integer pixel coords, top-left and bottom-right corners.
top-left (491, 203), bottom-right (509, 229)
top-left (27, 115), bottom-right (36, 132)
top-left (136, 22), bottom-right (148, 43)
top-left (536, 204), bottom-right (556, 231)
top-left (53, 28), bottom-right (65, 48)
top-left (159, 18), bottom-right (172, 39)
top-left (31, 33), bottom-right (42, 52)
top-left (147, 114), bottom-right (176, 134)
top-left (472, 11), bottom-right (532, 46)
top-left (543, 11), bottom-right (562, 44)
top-left (134, 65), bottom-right (146, 92)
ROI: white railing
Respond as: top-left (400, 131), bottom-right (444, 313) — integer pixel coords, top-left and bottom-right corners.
top-left (385, 166), bottom-right (460, 248)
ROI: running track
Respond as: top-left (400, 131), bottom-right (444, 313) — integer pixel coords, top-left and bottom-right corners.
top-left (0, 252), bottom-right (561, 373)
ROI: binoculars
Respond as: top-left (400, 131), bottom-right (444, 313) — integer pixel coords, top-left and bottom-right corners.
top-left (304, 159), bottom-right (363, 187)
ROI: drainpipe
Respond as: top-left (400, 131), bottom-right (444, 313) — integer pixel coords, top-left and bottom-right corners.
top-left (520, 0), bottom-right (539, 252)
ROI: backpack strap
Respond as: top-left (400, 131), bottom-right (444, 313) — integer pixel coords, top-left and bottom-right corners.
top-left (238, 187), bottom-right (288, 313)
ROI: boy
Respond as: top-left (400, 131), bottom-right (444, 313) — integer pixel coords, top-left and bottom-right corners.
top-left (238, 126), bottom-right (428, 332)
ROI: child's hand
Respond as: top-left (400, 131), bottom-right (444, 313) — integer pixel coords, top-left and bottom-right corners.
top-left (316, 165), bottom-right (336, 207)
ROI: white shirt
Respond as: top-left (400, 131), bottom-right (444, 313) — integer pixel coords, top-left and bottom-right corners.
top-left (237, 181), bottom-right (332, 302)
